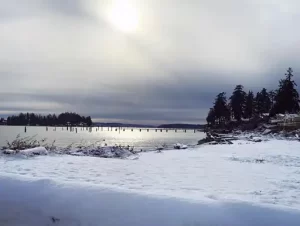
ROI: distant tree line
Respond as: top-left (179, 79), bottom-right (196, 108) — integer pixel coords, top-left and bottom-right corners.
top-left (6, 112), bottom-right (93, 126)
top-left (206, 68), bottom-right (300, 125)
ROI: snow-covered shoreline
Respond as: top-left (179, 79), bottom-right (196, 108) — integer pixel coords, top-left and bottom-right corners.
top-left (1, 139), bottom-right (300, 225)
top-left (0, 132), bottom-right (288, 159)
top-left (0, 134), bottom-right (191, 159)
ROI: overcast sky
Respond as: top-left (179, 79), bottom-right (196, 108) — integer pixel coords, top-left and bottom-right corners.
top-left (0, 0), bottom-right (300, 125)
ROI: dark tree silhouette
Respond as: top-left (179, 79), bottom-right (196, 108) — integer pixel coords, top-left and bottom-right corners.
top-left (244, 91), bottom-right (254, 119)
top-left (206, 67), bottom-right (300, 126)
top-left (254, 92), bottom-right (262, 116)
top-left (206, 108), bottom-right (216, 125)
top-left (272, 68), bottom-right (300, 114)
top-left (6, 112), bottom-right (93, 126)
top-left (213, 92), bottom-right (230, 124)
top-left (230, 85), bottom-right (246, 121)
top-left (254, 88), bottom-right (271, 116)
top-left (261, 88), bottom-right (271, 113)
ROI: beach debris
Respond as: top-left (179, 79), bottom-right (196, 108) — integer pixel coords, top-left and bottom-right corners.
top-left (198, 132), bottom-right (237, 145)
top-left (1, 135), bottom-right (137, 159)
top-left (174, 143), bottom-right (188, 149)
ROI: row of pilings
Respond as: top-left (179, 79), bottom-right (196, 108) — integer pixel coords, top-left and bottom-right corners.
top-left (24, 126), bottom-right (198, 133)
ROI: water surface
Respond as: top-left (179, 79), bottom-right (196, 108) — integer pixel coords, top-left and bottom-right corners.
top-left (0, 126), bottom-right (204, 151)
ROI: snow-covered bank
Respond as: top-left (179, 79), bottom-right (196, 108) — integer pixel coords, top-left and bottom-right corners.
top-left (1, 134), bottom-right (190, 158)
top-left (1, 140), bottom-right (300, 207)
top-left (2, 147), bottom-right (48, 156)
top-left (1, 139), bottom-right (300, 225)
top-left (1, 145), bottom-right (138, 159)
top-left (1, 176), bottom-right (300, 226)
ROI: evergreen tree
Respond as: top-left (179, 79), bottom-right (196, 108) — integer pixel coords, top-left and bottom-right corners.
top-left (254, 88), bottom-right (271, 115)
top-left (260, 88), bottom-right (271, 113)
top-left (273, 68), bottom-right (300, 114)
top-left (206, 108), bottom-right (216, 125)
top-left (268, 90), bottom-right (276, 110)
top-left (230, 85), bottom-right (246, 121)
top-left (213, 92), bottom-right (230, 124)
top-left (254, 92), bottom-right (262, 115)
top-left (244, 91), bottom-right (254, 119)
top-left (86, 116), bottom-right (93, 126)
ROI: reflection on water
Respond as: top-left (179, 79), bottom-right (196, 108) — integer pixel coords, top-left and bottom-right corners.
top-left (0, 126), bottom-right (204, 151)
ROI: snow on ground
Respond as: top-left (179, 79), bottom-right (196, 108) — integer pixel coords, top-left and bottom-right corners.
top-left (1, 176), bottom-right (300, 226)
top-left (1, 139), bottom-right (300, 225)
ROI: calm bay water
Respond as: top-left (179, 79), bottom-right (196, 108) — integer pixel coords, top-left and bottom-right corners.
top-left (0, 126), bottom-right (204, 151)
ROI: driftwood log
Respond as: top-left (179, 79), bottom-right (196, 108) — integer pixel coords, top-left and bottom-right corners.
top-left (198, 132), bottom-right (238, 145)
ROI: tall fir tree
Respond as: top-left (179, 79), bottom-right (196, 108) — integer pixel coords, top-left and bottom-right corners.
top-left (254, 92), bottom-right (263, 115)
top-left (244, 91), bottom-right (254, 119)
top-left (213, 92), bottom-right (230, 124)
top-left (273, 68), bottom-right (300, 114)
top-left (260, 88), bottom-right (271, 113)
top-left (206, 108), bottom-right (216, 125)
top-left (230, 85), bottom-right (246, 121)
top-left (254, 88), bottom-right (271, 115)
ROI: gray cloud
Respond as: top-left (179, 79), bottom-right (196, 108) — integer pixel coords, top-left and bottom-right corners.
top-left (42, 0), bottom-right (85, 16)
top-left (0, 0), bottom-right (300, 124)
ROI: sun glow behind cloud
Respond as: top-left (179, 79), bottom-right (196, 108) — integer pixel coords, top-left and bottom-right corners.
top-left (104, 0), bottom-right (140, 33)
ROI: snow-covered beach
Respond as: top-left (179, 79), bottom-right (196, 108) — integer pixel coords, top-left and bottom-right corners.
top-left (1, 138), bottom-right (300, 225)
